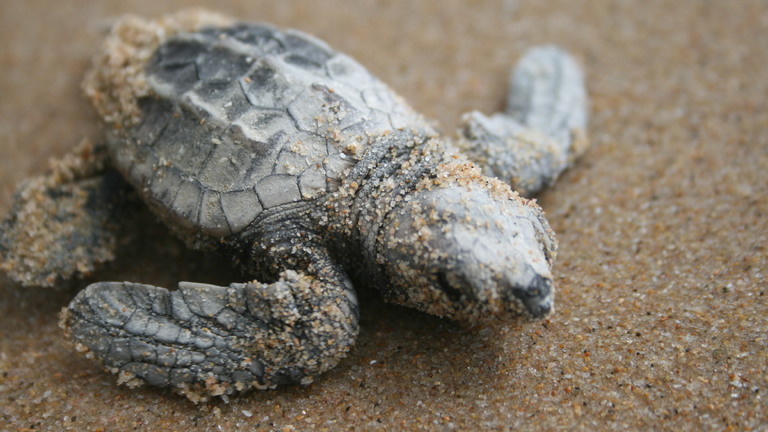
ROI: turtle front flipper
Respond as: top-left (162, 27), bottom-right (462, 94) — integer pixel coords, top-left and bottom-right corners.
top-left (458, 46), bottom-right (589, 196)
top-left (61, 242), bottom-right (359, 402)
top-left (0, 140), bottom-right (135, 287)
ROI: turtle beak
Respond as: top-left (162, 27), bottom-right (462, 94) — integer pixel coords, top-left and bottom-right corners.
top-left (506, 273), bottom-right (554, 318)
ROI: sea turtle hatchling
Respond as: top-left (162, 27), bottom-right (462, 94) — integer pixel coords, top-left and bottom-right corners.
top-left (0, 10), bottom-right (588, 401)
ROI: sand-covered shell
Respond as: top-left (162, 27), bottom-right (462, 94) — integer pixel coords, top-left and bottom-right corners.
top-left (103, 22), bottom-right (423, 237)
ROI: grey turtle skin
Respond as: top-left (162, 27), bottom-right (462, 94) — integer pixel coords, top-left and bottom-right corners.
top-left (0, 11), bottom-right (588, 401)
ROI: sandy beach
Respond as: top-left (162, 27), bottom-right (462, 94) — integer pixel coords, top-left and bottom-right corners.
top-left (1, 1), bottom-right (766, 430)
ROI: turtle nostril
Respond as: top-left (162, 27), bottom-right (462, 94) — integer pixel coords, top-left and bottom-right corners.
top-left (530, 274), bottom-right (552, 298)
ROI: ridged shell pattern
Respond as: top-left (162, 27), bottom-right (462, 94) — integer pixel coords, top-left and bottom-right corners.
top-left (109, 23), bottom-right (422, 237)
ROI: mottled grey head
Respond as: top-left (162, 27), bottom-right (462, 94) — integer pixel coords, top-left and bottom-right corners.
top-left (376, 169), bottom-right (557, 320)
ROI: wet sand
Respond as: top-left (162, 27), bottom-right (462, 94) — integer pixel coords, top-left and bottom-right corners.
top-left (1, 1), bottom-right (766, 430)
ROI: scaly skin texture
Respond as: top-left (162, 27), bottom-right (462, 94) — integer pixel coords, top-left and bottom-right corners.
top-left (1, 10), bottom-right (588, 401)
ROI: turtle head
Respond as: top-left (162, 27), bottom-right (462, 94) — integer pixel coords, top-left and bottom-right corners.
top-left (376, 167), bottom-right (557, 320)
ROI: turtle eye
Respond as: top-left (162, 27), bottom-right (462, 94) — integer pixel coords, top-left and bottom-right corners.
top-left (435, 271), bottom-right (464, 302)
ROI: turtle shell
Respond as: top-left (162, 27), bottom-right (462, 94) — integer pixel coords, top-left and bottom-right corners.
top-left (108, 23), bottom-right (422, 237)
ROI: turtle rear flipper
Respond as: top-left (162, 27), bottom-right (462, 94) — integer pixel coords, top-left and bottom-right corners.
top-left (458, 46), bottom-right (589, 196)
top-left (0, 140), bottom-right (134, 287)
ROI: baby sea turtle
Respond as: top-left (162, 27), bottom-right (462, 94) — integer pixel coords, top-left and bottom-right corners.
top-left (0, 10), bottom-right (588, 401)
